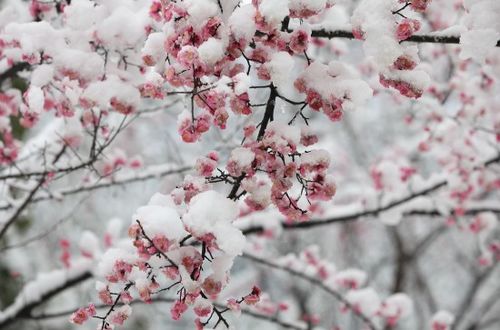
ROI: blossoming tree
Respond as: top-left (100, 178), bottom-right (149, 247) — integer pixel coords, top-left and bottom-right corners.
top-left (0, 0), bottom-right (499, 329)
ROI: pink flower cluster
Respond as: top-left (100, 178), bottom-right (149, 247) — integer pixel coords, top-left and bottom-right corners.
top-left (396, 19), bottom-right (421, 41)
top-left (234, 124), bottom-right (335, 220)
top-left (69, 304), bottom-right (96, 325)
top-left (195, 151), bottom-right (219, 177)
top-left (379, 75), bottom-right (423, 99)
top-left (59, 239), bottom-right (71, 268)
top-left (410, 0), bottom-right (432, 12)
top-left (288, 1), bottom-right (333, 19)
top-left (294, 79), bottom-right (344, 122)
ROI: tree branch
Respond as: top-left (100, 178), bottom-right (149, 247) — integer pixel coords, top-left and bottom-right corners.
top-left (242, 154), bottom-right (500, 234)
top-left (308, 29), bottom-right (500, 47)
top-left (242, 253), bottom-right (379, 330)
top-left (25, 298), bottom-right (309, 330)
top-left (0, 270), bottom-right (92, 328)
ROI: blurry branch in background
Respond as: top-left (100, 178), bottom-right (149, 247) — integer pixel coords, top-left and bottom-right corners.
top-left (243, 153), bottom-right (500, 235)
top-left (463, 286), bottom-right (500, 330)
top-left (0, 144), bottom-right (68, 240)
top-left (0, 194), bottom-right (92, 252)
top-left (242, 253), bottom-right (379, 330)
top-left (0, 62), bottom-right (30, 86)
top-left (0, 271), bottom-right (92, 328)
top-left (0, 99), bottom-right (184, 240)
top-left (0, 164), bottom-right (191, 212)
top-left (452, 264), bottom-right (499, 330)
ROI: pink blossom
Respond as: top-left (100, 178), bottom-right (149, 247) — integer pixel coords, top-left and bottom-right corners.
top-left (352, 27), bottom-right (365, 40)
top-left (178, 46), bottom-right (200, 68)
top-left (162, 266), bottom-right (180, 280)
top-left (194, 301), bottom-right (213, 317)
top-left (69, 308), bottom-right (89, 325)
top-left (227, 298), bottom-right (241, 314)
top-left (289, 30), bottom-right (310, 54)
top-left (244, 286), bottom-right (261, 305)
top-left (120, 291), bottom-right (133, 304)
top-left (152, 235), bottom-right (171, 252)
top-left (69, 304), bottom-right (96, 325)
top-left (98, 287), bottom-right (113, 305)
top-left (106, 260), bottom-right (133, 283)
top-left (396, 19), bottom-right (421, 41)
top-left (110, 97), bottom-right (135, 115)
top-left (170, 300), bottom-right (188, 320)
top-left (379, 75), bottom-right (423, 98)
top-left (411, 0), bottom-right (432, 12)
top-left (393, 55), bottom-right (417, 70)
top-left (138, 285), bottom-right (152, 303)
top-left (110, 305), bottom-right (131, 325)
top-left (202, 276), bottom-right (222, 297)
top-left (195, 156), bottom-right (217, 177)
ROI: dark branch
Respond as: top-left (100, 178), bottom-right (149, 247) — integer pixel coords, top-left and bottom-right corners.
top-left (308, 29), bottom-right (500, 47)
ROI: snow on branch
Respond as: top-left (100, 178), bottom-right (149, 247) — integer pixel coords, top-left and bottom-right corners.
top-left (307, 29), bottom-right (500, 47)
top-left (0, 164), bottom-right (191, 211)
top-left (242, 154), bottom-right (500, 234)
top-left (26, 297), bottom-right (309, 330)
top-left (243, 252), bottom-right (380, 330)
top-left (0, 260), bottom-right (93, 328)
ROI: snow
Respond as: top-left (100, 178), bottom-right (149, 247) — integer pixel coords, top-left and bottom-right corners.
top-left (299, 61), bottom-right (372, 110)
top-left (230, 147), bottom-right (255, 169)
top-left (476, 212), bottom-right (498, 232)
top-left (460, 30), bottom-right (499, 63)
top-left (334, 268), bottom-right (367, 288)
top-left (381, 293), bottom-right (413, 318)
top-left (198, 38), bottom-right (226, 66)
top-left (147, 193), bottom-right (177, 209)
top-left (96, 6), bottom-right (148, 49)
top-left (259, 0), bottom-right (289, 25)
top-left (183, 190), bottom-right (245, 256)
top-left (352, 0), bottom-right (398, 67)
top-left (79, 231), bottom-right (101, 258)
top-left (212, 224), bottom-right (246, 257)
top-left (300, 149), bottom-right (330, 168)
top-left (53, 49), bottom-right (104, 81)
top-left (133, 203), bottom-right (187, 241)
top-left (242, 177), bottom-right (272, 209)
top-left (0, 259), bottom-right (93, 324)
top-left (289, 0), bottom-right (326, 13)
top-left (459, 0), bottom-right (500, 63)
top-left (142, 32), bottom-right (167, 64)
top-left (267, 52), bottom-right (295, 92)
top-left (185, 0), bottom-right (219, 24)
top-left (431, 310), bottom-right (454, 327)
top-left (30, 64), bottom-right (54, 87)
top-left (345, 288), bottom-right (380, 316)
top-left (381, 68), bottom-right (431, 94)
top-left (26, 86), bottom-right (44, 113)
top-left (3, 21), bottom-right (64, 56)
top-left (0, 0), bottom-right (31, 30)
top-left (183, 191), bottom-right (238, 228)
top-left (64, 0), bottom-right (105, 31)
top-left (97, 248), bottom-right (136, 278)
top-left (380, 208), bottom-right (403, 226)
top-left (211, 255), bottom-right (235, 281)
top-left (265, 122), bottom-right (301, 148)
top-left (233, 72), bottom-right (250, 96)
top-left (82, 75), bottom-right (140, 109)
top-left (228, 5), bottom-right (257, 42)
